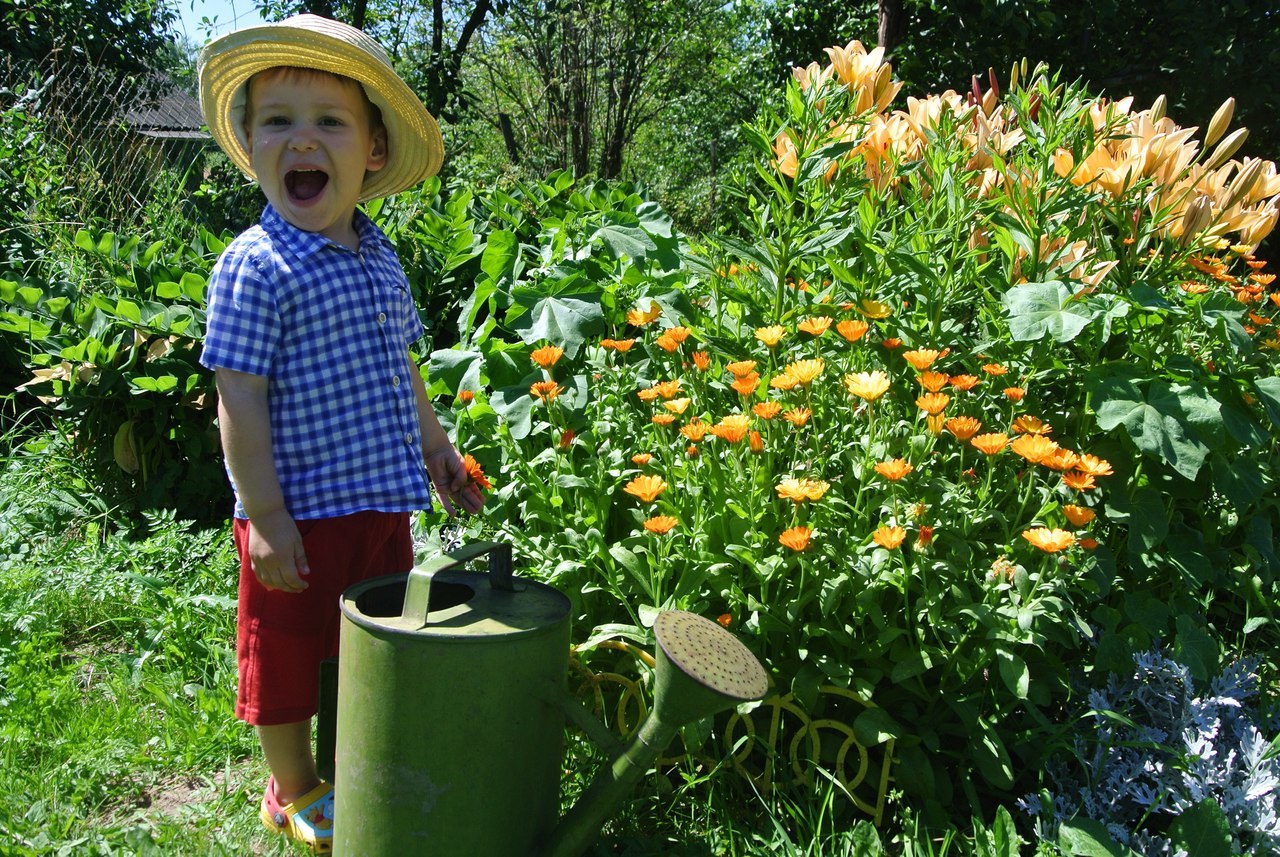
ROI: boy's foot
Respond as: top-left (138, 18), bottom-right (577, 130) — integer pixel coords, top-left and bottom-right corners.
top-left (260, 776), bottom-right (334, 853)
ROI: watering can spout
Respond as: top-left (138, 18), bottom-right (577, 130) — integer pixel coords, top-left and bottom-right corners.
top-left (539, 611), bottom-right (769, 857)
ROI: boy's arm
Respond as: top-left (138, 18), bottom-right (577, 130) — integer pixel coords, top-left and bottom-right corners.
top-left (215, 367), bottom-right (312, 592)
top-left (410, 357), bottom-right (484, 516)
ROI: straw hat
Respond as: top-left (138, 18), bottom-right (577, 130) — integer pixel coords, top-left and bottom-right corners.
top-left (197, 14), bottom-right (443, 201)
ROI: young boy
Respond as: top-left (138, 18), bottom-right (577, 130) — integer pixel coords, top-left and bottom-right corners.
top-left (196, 15), bottom-right (484, 852)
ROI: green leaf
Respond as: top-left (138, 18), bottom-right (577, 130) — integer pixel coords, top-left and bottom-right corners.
top-left (490, 385), bottom-right (535, 440)
top-left (74, 229), bottom-right (96, 252)
top-left (180, 272), bottom-right (206, 302)
top-left (114, 298), bottom-right (142, 323)
top-left (480, 229), bottom-right (518, 282)
top-left (427, 348), bottom-right (484, 396)
top-left (130, 375), bottom-right (178, 393)
top-left (1002, 281), bottom-right (1094, 342)
top-left (509, 295), bottom-right (604, 358)
top-left (1169, 798), bottom-right (1233, 857)
top-left (592, 223), bottom-right (657, 264)
top-left (1174, 614), bottom-right (1219, 683)
top-left (852, 707), bottom-right (901, 746)
top-left (996, 649), bottom-right (1030, 699)
top-left (972, 718), bottom-right (1014, 790)
top-left (1254, 376), bottom-right (1280, 429)
top-left (1058, 818), bottom-right (1140, 856)
top-left (155, 281), bottom-right (183, 299)
top-left (1092, 374), bottom-right (1222, 480)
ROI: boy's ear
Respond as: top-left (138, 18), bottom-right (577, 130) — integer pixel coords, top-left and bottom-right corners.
top-left (366, 126), bottom-right (388, 173)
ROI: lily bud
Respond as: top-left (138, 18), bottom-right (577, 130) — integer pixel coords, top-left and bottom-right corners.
top-left (1009, 60), bottom-right (1020, 91)
top-left (1223, 157), bottom-right (1267, 211)
top-left (1178, 194), bottom-right (1214, 247)
top-left (1149, 94), bottom-right (1167, 125)
top-left (1204, 97), bottom-right (1235, 147)
top-left (1204, 127), bottom-right (1249, 171)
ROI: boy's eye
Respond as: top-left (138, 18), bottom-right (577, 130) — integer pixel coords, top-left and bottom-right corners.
top-left (319, 116), bottom-right (344, 127)
top-left (263, 115), bottom-right (290, 127)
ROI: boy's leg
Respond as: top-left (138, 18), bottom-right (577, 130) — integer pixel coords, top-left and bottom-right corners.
top-left (259, 720), bottom-right (320, 803)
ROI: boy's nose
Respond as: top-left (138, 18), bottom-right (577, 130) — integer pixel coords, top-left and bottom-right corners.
top-left (288, 129), bottom-right (318, 151)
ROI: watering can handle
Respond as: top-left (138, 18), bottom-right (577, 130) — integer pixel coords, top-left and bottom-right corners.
top-left (402, 541), bottom-right (515, 628)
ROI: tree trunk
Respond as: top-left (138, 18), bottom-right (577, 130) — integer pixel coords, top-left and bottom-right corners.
top-left (878, 0), bottom-right (906, 54)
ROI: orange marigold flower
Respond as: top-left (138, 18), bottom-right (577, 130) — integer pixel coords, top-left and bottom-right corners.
top-left (1079, 537), bottom-right (1099, 550)
top-left (655, 332), bottom-right (681, 352)
top-left (732, 373), bottom-right (762, 395)
top-left (755, 325), bottom-right (786, 347)
top-left (686, 444), bottom-right (700, 458)
top-left (726, 360), bottom-right (758, 378)
top-left (917, 525), bottom-right (934, 547)
top-left (971, 432), bottom-right (1009, 455)
top-left (462, 454), bottom-right (492, 490)
top-left (872, 525), bottom-right (907, 550)
top-left (1011, 433), bottom-right (1059, 464)
top-left (681, 420), bottom-right (709, 442)
top-left (652, 379), bottom-right (682, 399)
top-left (920, 371), bottom-right (949, 392)
top-left (845, 371), bottom-right (891, 401)
top-left (1062, 471), bottom-right (1097, 491)
top-left (710, 414), bottom-right (752, 443)
top-left (926, 413), bottom-right (945, 435)
top-left (627, 301), bottom-right (662, 326)
top-left (903, 348), bottom-right (941, 370)
top-left (748, 430), bottom-right (764, 454)
top-left (837, 319), bottom-right (870, 342)
top-left (1075, 454), bottom-right (1114, 477)
top-left (858, 299), bottom-right (893, 319)
top-left (531, 344), bottom-right (564, 368)
top-left (663, 397), bottom-right (691, 415)
top-left (1063, 504), bottom-right (1096, 527)
top-left (1252, 273), bottom-right (1277, 286)
top-left (457, 389), bottom-right (474, 404)
top-left (776, 476), bottom-right (830, 503)
top-left (881, 338), bottom-right (903, 349)
top-left (1180, 281), bottom-right (1211, 295)
top-left (624, 474), bottom-right (668, 503)
top-left (874, 458), bottom-right (913, 481)
top-left (530, 380), bottom-right (564, 402)
top-left (753, 401), bottom-right (782, 420)
top-left (692, 351), bottom-right (711, 371)
top-left (982, 363), bottom-right (1009, 376)
top-left (602, 337), bottom-right (637, 352)
top-left (1042, 448), bottom-right (1081, 472)
top-left (652, 413), bottom-right (678, 426)
top-left (716, 613), bottom-right (732, 628)
top-left (783, 407), bottom-right (811, 426)
top-left (1022, 527), bottom-right (1075, 552)
top-left (949, 374), bottom-right (980, 391)
top-left (1003, 386), bottom-right (1025, 402)
top-left (559, 429), bottom-right (575, 449)
top-left (1012, 415), bottom-right (1052, 435)
top-left (946, 416), bottom-right (982, 440)
top-left (644, 515), bottom-right (679, 534)
top-left (916, 392), bottom-right (951, 415)
top-left (665, 326), bottom-right (691, 344)
top-left (631, 453), bottom-right (653, 466)
top-left (779, 526), bottom-right (814, 552)
top-left (769, 371), bottom-right (800, 391)
top-left (798, 316), bottom-right (832, 336)
top-left (784, 358), bottom-right (825, 385)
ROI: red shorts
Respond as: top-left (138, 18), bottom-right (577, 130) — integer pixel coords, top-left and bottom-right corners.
top-left (234, 511), bottom-right (412, 726)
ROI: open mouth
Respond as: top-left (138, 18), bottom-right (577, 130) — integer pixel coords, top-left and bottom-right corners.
top-left (285, 169), bottom-right (329, 202)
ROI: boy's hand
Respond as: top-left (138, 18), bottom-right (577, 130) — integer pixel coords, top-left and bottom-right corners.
top-left (425, 447), bottom-right (485, 517)
top-left (247, 508), bottom-right (312, 592)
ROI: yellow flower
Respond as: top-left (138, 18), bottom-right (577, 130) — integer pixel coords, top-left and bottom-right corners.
top-left (531, 344), bottom-right (564, 368)
top-left (1075, 454), bottom-right (1114, 477)
top-left (626, 301), bottom-right (662, 326)
top-left (1012, 415), bottom-right (1052, 435)
top-left (651, 413), bottom-right (678, 426)
top-left (916, 392), bottom-right (951, 415)
top-left (755, 325), bottom-right (786, 347)
top-left (776, 476), bottom-right (830, 503)
top-left (845, 371), bottom-right (891, 401)
top-left (858, 299), bottom-right (893, 319)
top-left (1021, 528), bottom-right (1075, 552)
top-left (872, 525), bottom-right (906, 550)
top-left (652, 379), bottom-right (682, 399)
top-left (769, 371), bottom-right (800, 391)
top-left (530, 380), bottom-right (564, 402)
top-left (1003, 386), bottom-right (1025, 402)
top-left (664, 397), bottom-right (691, 414)
top-left (779, 526), bottom-right (813, 551)
top-left (1011, 433), bottom-right (1060, 464)
top-left (1042, 448), bottom-right (1081, 472)
top-left (681, 420), bottom-right (709, 442)
top-left (836, 319), bottom-right (870, 342)
top-left (710, 414), bottom-right (752, 443)
top-left (623, 474), bottom-right (668, 503)
top-left (874, 458), bottom-right (913, 481)
top-left (1062, 504), bottom-right (1096, 527)
top-left (903, 348), bottom-right (941, 370)
top-left (783, 407), bottom-right (811, 426)
top-left (946, 416), bottom-right (982, 440)
top-left (919, 371), bottom-right (949, 392)
top-left (926, 413), bottom-right (945, 435)
top-left (636, 387), bottom-right (660, 402)
top-left (726, 360), bottom-right (758, 378)
top-left (783, 358), bottom-right (825, 386)
top-left (643, 515), bottom-right (679, 534)
top-left (982, 363), bottom-right (1009, 376)
top-left (798, 316), bottom-right (832, 336)
top-left (971, 433), bottom-right (1009, 455)
top-left (753, 401), bottom-right (782, 420)
top-left (631, 453), bottom-right (653, 466)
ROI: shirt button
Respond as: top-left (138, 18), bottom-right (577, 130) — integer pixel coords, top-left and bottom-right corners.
top-left (405, 432), bottom-right (414, 446)
top-left (392, 375), bottom-right (401, 387)
top-left (377, 312), bottom-right (387, 324)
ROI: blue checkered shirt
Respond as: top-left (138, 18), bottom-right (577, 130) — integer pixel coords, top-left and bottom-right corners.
top-left (200, 205), bottom-right (432, 520)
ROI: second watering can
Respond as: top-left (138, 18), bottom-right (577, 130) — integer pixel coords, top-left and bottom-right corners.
top-left (319, 541), bottom-right (768, 857)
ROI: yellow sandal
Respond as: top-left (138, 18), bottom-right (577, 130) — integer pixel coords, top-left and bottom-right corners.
top-left (260, 776), bottom-right (334, 853)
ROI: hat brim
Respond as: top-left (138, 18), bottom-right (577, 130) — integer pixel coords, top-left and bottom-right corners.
top-left (198, 15), bottom-right (442, 202)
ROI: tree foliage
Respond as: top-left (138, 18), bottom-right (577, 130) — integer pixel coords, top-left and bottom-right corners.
top-left (0, 0), bottom-right (178, 73)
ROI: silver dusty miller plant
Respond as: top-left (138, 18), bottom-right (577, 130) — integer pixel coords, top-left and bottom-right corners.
top-left (1020, 649), bottom-right (1280, 855)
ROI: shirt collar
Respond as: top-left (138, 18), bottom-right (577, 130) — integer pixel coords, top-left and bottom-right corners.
top-left (260, 204), bottom-right (390, 259)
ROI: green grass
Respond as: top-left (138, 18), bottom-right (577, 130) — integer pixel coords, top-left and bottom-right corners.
top-left (0, 426), bottom-right (1002, 855)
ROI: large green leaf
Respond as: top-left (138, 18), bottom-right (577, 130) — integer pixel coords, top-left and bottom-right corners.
top-left (490, 384), bottom-right (535, 440)
top-left (592, 223), bottom-right (657, 264)
top-left (1092, 373), bottom-right (1223, 480)
top-left (509, 295), bottom-right (604, 357)
top-left (479, 229), bottom-right (519, 282)
top-left (1058, 818), bottom-right (1140, 856)
top-left (1002, 280), bottom-right (1094, 342)
top-left (971, 717), bottom-right (1014, 790)
top-left (1169, 798), bottom-right (1233, 857)
top-left (427, 348), bottom-right (484, 396)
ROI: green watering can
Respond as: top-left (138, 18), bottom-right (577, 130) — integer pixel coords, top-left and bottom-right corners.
top-left (317, 541), bottom-right (768, 857)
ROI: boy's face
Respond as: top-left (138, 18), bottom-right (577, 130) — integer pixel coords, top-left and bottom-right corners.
top-left (244, 69), bottom-right (387, 248)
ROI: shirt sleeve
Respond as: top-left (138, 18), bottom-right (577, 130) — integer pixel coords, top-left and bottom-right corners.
top-left (199, 240), bottom-right (281, 378)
